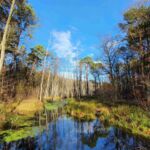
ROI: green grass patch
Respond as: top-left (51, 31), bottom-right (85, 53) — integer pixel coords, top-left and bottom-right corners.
top-left (44, 101), bottom-right (67, 111)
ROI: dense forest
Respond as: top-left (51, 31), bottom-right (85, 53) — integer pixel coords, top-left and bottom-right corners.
top-left (0, 0), bottom-right (149, 106)
top-left (0, 0), bottom-right (150, 150)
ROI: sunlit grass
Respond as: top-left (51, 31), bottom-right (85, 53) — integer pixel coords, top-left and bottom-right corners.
top-left (65, 98), bottom-right (150, 139)
top-left (110, 105), bottom-right (150, 138)
top-left (14, 99), bottom-right (43, 115)
top-left (0, 98), bottom-right (43, 133)
top-left (0, 98), bottom-right (149, 143)
top-left (44, 101), bottom-right (66, 111)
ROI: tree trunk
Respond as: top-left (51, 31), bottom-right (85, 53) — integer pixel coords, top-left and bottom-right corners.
top-left (0, 0), bottom-right (16, 74)
top-left (98, 75), bottom-right (101, 89)
top-left (39, 55), bottom-right (47, 101)
top-left (44, 67), bottom-right (51, 98)
top-left (86, 64), bottom-right (89, 96)
top-left (30, 59), bottom-right (37, 76)
top-left (94, 76), bottom-right (97, 95)
top-left (79, 64), bottom-right (82, 98)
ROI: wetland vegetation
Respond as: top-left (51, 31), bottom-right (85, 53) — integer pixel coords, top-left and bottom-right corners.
top-left (0, 0), bottom-right (150, 149)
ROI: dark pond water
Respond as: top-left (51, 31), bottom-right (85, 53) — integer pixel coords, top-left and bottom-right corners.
top-left (0, 115), bottom-right (149, 150)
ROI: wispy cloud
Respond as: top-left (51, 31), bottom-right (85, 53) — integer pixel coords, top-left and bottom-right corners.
top-left (51, 30), bottom-right (79, 65)
top-left (69, 25), bottom-right (79, 32)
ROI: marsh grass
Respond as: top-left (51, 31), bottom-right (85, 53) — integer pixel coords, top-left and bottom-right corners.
top-left (0, 98), bottom-right (149, 143)
top-left (0, 98), bottom-right (44, 142)
top-left (0, 112), bottom-right (40, 143)
top-left (44, 101), bottom-right (66, 111)
top-left (65, 98), bottom-right (150, 139)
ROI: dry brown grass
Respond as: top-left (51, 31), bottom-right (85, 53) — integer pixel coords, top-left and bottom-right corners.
top-left (14, 97), bottom-right (43, 115)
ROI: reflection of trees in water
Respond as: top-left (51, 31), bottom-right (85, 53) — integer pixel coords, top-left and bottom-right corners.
top-left (101, 128), bottom-right (142, 150)
top-left (80, 119), bottom-right (149, 150)
top-left (52, 120), bottom-right (57, 150)
top-left (81, 119), bottom-right (108, 148)
top-left (1, 137), bottom-right (35, 150)
top-left (76, 121), bottom-right (85, 150)
top-left (0, 116), bottom-right (149, 150)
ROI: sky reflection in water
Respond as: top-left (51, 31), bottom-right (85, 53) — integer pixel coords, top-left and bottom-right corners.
top-left (0, 116), bottom-right (148, 150)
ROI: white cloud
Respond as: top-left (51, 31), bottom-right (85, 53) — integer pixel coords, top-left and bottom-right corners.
top-left (51, 30), bottom-right (79, 65)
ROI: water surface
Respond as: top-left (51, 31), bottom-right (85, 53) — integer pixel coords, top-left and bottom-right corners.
top-left (0, 115), bottom-right (149, 150)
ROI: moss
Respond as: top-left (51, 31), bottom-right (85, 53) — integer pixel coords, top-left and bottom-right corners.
top-left (0, 99), bottom-right (45, 143)
top-left (44, 101), bottom-right (66, 111)
top-left (45, 102), bottom-right (58, 111)
top-left (0, 100), bottom-right (41, 131)
top-left (1, 114), bottom-right (36, 131)
top-left (0, 126), bottom-right (43, 143)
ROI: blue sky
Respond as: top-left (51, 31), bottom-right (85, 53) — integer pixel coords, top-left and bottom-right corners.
top-left (26, 0), bottom-right (137, 71)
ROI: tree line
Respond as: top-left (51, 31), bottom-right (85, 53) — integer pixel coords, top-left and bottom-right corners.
top-left (77, 5), bottom-right (150, 106)
top-left (0, 0), bottom-right (149, 106)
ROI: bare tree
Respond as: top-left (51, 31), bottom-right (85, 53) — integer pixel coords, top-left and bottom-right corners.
top-left (102, 37), bottom-right (121, 100)
top-left (102, 37), bottom-right (120, 87)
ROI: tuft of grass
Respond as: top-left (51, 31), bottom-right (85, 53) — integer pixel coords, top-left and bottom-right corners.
top-left (65, 99), bottom-right (97, 121)
top-left (44, 101), bottom-right (66, 111)
top-left (110, 104), bottom-right (150, 138)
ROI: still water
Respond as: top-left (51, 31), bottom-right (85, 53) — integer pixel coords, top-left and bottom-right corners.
top-left (0, 115), bottom-right (149, 150)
